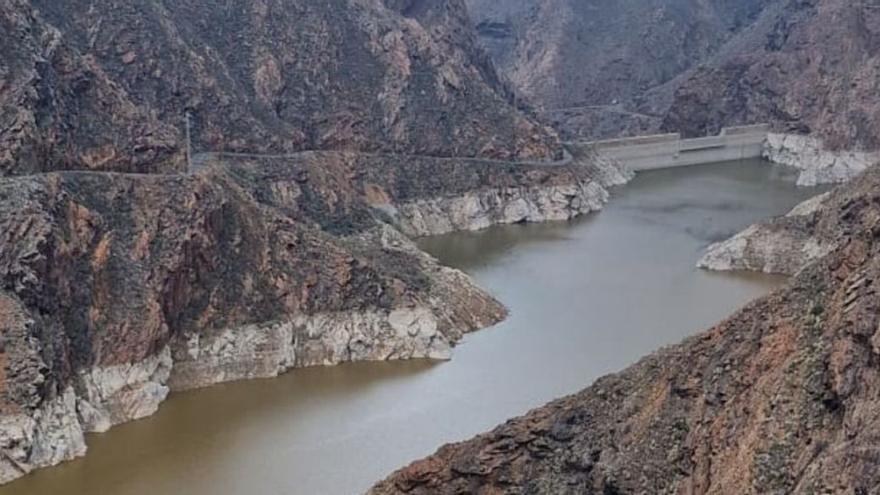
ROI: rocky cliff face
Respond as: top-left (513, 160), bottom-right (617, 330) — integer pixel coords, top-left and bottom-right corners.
top-left (0, 0), bottom-right (182, 175)
top-left (0, 155), bottom-right (498, 481)
top-left (464, 0), bottom-right (770, 139)
top-left (663, 0), bottom-right (880, 151)
top-left (764, 134), bottom-right (880, 186)
top-left (357, 147), bottom-right (631, 236)
top-left (371, 166), bottom-right (880, 494)
top-left (467, 0), bottom-right (880, 155)
top-left (0, 0), bottom-right (561, 176)
top-left (0, 147), bottom-right (628, 482)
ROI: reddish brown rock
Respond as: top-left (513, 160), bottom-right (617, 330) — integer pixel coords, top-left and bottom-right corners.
top-left (0, 146), bottom-right (629, 482)
top-left (661, 0), bottom-right (880, 150)
top-left (468, 0), bottom-right (880, 152)
top-left (0, 0), bottom-right (561, 176)
top-left (371, 167), bottom-right (880, 494)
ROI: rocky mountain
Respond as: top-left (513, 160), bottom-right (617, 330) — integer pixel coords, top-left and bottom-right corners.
top-left (0, 146), bottom-right (627, 482)
top-left (0, 0), bottom-right (641, 483)
top-left (0, 155), bottom-right (496, 481)
top-left (9, 0), bottom-right (880, 490)
top-left (663, 0), bottom-right (880, 150)
top-left (371, 166), bottom-right (880, 494)
top-left (465, 0), bottom-right (770, 138)
top-left (0, 0), bottom-right (561, 176)
top-left (466, 0), bottom-right (880, 151)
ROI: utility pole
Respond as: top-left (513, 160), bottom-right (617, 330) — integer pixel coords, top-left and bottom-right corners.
top-left (185, 111), bottom-right (192, 172)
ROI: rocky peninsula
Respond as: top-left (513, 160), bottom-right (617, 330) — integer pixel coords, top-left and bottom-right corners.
top-left (0, 146), bottom-right (628, 482)
top-left (0, 0), bottom-right (636, 482)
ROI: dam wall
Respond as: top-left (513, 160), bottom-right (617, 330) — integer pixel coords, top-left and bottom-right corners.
top-left (578, 124), bottom-right (769, 171)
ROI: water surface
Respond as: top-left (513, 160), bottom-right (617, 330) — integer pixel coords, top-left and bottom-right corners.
top-left (3, 160), bottom-right (823, 495)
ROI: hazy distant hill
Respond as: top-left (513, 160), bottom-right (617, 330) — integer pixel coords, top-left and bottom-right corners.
top-left (466, 0), bottom-right (880, 150)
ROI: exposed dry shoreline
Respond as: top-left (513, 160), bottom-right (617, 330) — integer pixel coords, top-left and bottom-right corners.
top-left (6, 0), bottom-right (880, 491)
top-left (0, 150), bottom-right (629, 484)
top-left (3, 121), bottom-right (875, 486)
top-left (698, 133), bottom-right (880, 275)
top-left (370, 162), bottom-right (880, 495)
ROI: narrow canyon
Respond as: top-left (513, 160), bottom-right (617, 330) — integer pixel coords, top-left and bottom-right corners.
top-left (2, 1), bottom-right (880, 494)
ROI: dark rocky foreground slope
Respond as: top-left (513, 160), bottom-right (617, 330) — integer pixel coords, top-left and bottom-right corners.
top-left (467, 0), bottom-right (880, 152)
top-left (1, 0), bottom-right (560, 176)
top-left (371, 167), bottom-right (880, 494)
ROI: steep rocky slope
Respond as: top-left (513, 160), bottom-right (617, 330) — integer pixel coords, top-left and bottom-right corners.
top-left (0, 0), bottom-right (181, 175)
top-left (0, 0), bottom-right (561, 176)
top-left (0, 147), bottom-right (627, 482)
top-left (467, 0), bottom-right (880, 154)
top-left (0, 0), bottom-right (638, 482)
top-left (372, 168), bottom-right (880, 494)
top-left (663, 1), bottom-right (880, 151)
top-left (465, 0), bottom-right (770, 139)
top-left (0, 156), bottom-right (498, 482)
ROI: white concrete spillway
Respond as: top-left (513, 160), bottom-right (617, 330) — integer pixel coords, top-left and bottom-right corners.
top-left (579, 124), bottom-right (770, 171)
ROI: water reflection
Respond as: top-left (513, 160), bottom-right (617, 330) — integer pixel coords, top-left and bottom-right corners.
top-left (417, 218), bottom-right (590, 270)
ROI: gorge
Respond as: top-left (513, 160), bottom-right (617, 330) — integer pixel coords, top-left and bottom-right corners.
top-left (2, 0), bottom-right (880, 493)
top-left (0, 160), bottom-right (822, 494)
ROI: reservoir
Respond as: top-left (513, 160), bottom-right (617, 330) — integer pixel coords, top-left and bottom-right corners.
top-left (1, 160), bottom-right (823, 495)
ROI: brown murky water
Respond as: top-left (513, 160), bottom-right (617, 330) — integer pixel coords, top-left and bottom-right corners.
top-left (2, 160), bottom-right (824, 495)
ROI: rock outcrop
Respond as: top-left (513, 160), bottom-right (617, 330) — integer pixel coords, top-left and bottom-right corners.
top-left (165, 222), bottom-right (506, 391)
top-left (700, 154), bottom-right (880, 277)
top-left (0, 386), bottom-right (86, 485)
top-left (0, 145), bottom-right (629, 482)
top-left (698, 192), bottom-right (835, 275)
top-left (0, 155), bottom-right (504, 482)
top-left (764, 134), bottom-right (880, 187)
top-left (390, 181), bottom-right (608, 237)
top-left (468, 0), bottom-right (880, 166)
top-left (360, 148), bottom-right (631, 237)
top-left (371, 166), bottom-right (880, 495)
top-left (0, 0), bottom-right (561, 176)
top-left (76, 346), bottom-right (173, 433)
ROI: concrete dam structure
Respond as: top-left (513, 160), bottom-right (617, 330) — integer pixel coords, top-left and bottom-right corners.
top-left (580, 124), bottom-right (770, 171)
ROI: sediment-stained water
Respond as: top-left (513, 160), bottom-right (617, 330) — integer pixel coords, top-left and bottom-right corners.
top-left (2, 160), bottom-right (824, 495)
